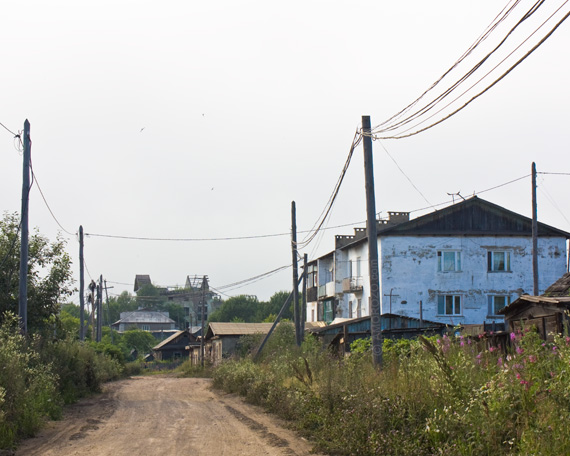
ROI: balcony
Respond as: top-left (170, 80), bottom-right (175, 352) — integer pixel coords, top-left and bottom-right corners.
top-left (318, 282), bottom-right (335, 300)
top-left (342, 276), bottom-right (363, 293)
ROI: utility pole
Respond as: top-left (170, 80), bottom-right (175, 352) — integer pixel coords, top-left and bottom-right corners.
top-left (19, 120), bottom-right (31, 334)
top-left (362, 115), bottom-right (382, 366)
top-left (301, 253), bottom-right (308, 343)
top-left (383, 289), bottom-right (400, 329)
top-left (96, 275), bottom-right (103, 342)
top-left (291, 201), bottom-right (301, 346)
top-left (104, 280), bottom-right (114, 343)
top-left (200, 276), bottom-right (208, 367)
top-left (79, 226), bottom-right (85, 340)
top-left (89, 280), bottom-right (96, 340)
top-left (532, 162), bottom-right (539, 295)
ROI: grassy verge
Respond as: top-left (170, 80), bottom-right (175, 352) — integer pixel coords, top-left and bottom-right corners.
top-left (212, 323), bottom-right (570, 455)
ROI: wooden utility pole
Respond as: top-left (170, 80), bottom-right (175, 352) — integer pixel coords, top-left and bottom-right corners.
top-left (291, 201), bottom-right (301, 346)
top-left (89, 280), bottom-right (96, 339)
top-left (532, 162), bottom-right (539, 295)
top-left (19, 120), bottom-right (31, 334)
top-left (79, 226), bottom-right (85, 340)
top-left (362, 115), bottom-right (382, 366)
top-left (301, 253), bottom-right (308, 343)
top-left (200, 276), bottom-right (208, 367)
top-left (97, 275), bottom-right (103, 342)
top-left (104, 280), bottom-right (114, 343)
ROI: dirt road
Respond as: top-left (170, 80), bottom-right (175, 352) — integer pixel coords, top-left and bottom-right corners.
top-left (16, 376), bottom-right (320, 456)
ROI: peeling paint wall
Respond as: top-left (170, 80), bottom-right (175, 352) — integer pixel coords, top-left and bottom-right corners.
top-left (378, 235), bottom-right (567, 325)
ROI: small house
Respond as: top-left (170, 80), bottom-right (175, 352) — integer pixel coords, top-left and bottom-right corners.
top-left (152, 329), bottom-right (199, 361)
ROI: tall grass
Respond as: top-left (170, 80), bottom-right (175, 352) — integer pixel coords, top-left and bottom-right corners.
top-left (213, 324), bottom-right (570, 455)
top-left (0, 313), bottom-right (124, 450)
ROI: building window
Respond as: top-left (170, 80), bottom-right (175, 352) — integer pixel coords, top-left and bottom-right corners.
top-left (357, 298), bottom-right (362, 318)
top-left (142, 324), bottom-right (150, 331)
top-left (488, 251), bottom-right (511, 272)
top-left (437, 251), bottom-right (461, 272)
top-left (324, 300), bottom-right (334, 324)
top-left (437, 295), bottom-right (461, 316)
top-left (349, 300), bottom-right (353, 318)
top-left (307, 264), bottom-right (317, 288)
top-left (488, 295), bottom-right (510, 316)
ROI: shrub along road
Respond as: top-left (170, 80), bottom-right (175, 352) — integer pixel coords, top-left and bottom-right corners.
top-left (16, 375), bottom-right (319, 456)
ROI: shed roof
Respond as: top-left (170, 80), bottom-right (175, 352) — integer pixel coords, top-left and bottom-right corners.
top-left (543, 272), bottom-right (570, 297)
top-left (153, 329), bottom-right (197, 351)
top-left (207, 322), bottom-right (274, 337)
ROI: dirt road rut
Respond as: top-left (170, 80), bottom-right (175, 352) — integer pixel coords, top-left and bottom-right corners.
top-left (16, 376), bottom-right (319, 456)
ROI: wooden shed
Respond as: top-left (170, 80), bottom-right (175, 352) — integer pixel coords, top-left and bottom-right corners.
top-left (499, 295), bottom-right (570, 341)
top-left (500, 272), bottom-right (570, 341)
top-left (152, 329), bottom-right (199, 361)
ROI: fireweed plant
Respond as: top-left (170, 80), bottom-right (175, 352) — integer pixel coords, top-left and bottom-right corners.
top-left (213, 323), bottom-right (570, 455)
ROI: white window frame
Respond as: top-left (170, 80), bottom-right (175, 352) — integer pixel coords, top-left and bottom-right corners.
top-left (487, 295), bottom-right (510, 317)
top-left (142, 324), bottom-right (150, 331)
top-left (488, 251), bottom-right (511, 272)
top-left (437, 251), bottom-right (461, 272)
top-left (437, 295), bottom-right (462, 316)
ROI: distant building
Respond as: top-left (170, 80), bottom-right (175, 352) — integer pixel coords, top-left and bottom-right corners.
top-left (111, 309), bottom-right (176, 333)
top-left (132, 274), bottom-right (222, 329)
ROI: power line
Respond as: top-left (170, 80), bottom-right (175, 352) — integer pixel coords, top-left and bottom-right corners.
top-left (297, 129), bottom-right (363, 249)
top-left (376, 139), bottom-right (435, 209)
top-left (0, 121), bottom-right (19, 138)
top-left (373, 1), bottom-right (570, 139)
top-left (29, 166), bottom-right (76, 237)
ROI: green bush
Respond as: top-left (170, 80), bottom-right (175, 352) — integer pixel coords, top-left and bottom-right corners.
top-left (0, 314), bottom-right (60, 449)
top-left (212, 325), bottom-right (570, 455)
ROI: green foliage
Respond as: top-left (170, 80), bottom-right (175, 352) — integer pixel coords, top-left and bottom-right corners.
top-left (0, 314), bottom-right (60, 449)
top-left (350, 337), bottom-right (371, 354)
top-left (176, 360), bottom-right (211, 378)
top-left (0, 312), bottom-right (126, 450)
top-left (212, 326), bottom-right (570, 456)
top-left (0, 212), bottom-right (75, 331)
top-left (208, 291), bottom-right (293, 323)
top-left (120, 329), bottom-right (157, 357)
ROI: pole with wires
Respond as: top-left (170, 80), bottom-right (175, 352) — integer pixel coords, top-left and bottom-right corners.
top-left (18, 120), bottom-right (31, 334)
top-left (79, 226), bottom-right (85, 341)
top-left (291, 201), bottom-right (301, 347)
top-left (532, 162), bottom-right (539, 295)
top-left (362, 116), bottom-right (382, 366)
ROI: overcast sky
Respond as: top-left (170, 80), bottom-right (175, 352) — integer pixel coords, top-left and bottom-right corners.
top-left (1, 0), bottom-right (569, 304)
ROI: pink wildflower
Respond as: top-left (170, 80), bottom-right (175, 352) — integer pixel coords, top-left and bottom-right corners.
top-left (516, 346), bottom-right (524, 355)
top-left (510, 332), bottom-right (516, 341)
top-left (497, 357), bottom-right (503, 366)
top-left (489, 346), bottom-right (496, 352)
top-left (565, 336), bottom-right (570, 345)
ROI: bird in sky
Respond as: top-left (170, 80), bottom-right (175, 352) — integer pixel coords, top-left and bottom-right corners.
top-left (140, 127), bottom-right (145, 132)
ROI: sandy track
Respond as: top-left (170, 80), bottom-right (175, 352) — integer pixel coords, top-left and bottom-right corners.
top-left (16, 376), bottom-right (319, 456)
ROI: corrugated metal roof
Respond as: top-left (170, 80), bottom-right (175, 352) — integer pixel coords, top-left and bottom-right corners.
top-left (112, 310), bottom-right (174, 326)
